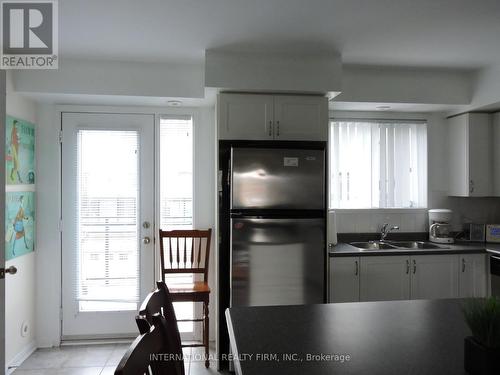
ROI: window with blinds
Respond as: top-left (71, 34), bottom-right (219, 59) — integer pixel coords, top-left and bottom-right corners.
top-left (159, 115), bottom-right (194, 333)
top-left (77, 130), bottom-right (140, 312)
top-left (330, 120), bottom-right (427, 209)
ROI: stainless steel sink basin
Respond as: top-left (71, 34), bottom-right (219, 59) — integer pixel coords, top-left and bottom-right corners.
top-left (386, 241), bottom-right (446, 249)
top-left (350, 241), bottom-right (398, 250)
top-left (349, 240), bottom-right (448, 251)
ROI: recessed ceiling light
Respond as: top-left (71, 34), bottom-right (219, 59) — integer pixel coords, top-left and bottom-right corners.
top-left (167, 100), bottom-right (182, 107)
top-left (376, 105), bottom-right (391, 110)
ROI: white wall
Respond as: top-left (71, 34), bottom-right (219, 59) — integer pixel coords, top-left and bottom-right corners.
top-left (35, 104), bottom-right (217, 348)
top-left (205, 49), bottom-right (341, 95)
top-left (13, 59), bottom-right (205, 99)
top-left (5, 72), bottom-right (38, 371)
top-left (339, 65), bottom-right (472, 105)
top-left (331, 110), bottom-right (500, 234)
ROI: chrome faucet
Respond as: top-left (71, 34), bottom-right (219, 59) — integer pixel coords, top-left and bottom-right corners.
top-left (380, 223), bottom-right (399, 241)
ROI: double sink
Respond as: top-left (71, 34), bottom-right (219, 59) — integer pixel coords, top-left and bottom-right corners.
top-left (350, 241), bottom-right (448, 251)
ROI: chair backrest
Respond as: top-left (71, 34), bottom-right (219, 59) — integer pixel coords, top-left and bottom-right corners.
top-left (115, 315), bottom-right (176, 375)
top-left (137, 281), bottom-right (184, 375)
top-left (159, 229), bottom-right (212, 282)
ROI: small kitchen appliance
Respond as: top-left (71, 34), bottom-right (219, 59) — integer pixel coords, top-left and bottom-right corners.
top-left (486, 224), bottom-right (500, 243)
top-left (428, 209), bottom-right (454, 244)
top-left (462, 223), bottom-right (486, 242)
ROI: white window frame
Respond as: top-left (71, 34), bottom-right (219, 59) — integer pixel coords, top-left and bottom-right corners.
top-left (329, 116), bottom-right (428, 210)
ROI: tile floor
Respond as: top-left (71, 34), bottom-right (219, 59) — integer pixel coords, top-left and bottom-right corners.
top-left (11, 343), bottom-right (224, 374)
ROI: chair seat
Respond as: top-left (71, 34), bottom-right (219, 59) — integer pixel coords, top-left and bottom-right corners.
top-left (167, 282), bottom-right (210, 302)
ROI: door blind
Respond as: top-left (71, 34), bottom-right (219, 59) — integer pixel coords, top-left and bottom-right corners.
top-left (76, 129), bottom-right (140, 312)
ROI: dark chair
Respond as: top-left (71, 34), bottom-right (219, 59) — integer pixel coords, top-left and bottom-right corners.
top-left (115, 314), bottom-right (177, 375)
top-left (138, 281), bottom-right (185, 375)
top-left (158, 229), bottom-right (212, 368)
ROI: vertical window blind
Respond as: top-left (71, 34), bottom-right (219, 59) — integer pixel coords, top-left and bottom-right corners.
top-left (77, 130), bottom-right (140, 312)
top-left (330, 120), bottom-right (427, 209)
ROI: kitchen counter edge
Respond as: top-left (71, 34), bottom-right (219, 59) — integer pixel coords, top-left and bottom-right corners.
top-left (329, 241), bottom-right (500, 257)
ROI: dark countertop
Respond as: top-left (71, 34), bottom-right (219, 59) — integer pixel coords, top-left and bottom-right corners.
top-left (226, 299), bottom-right (471, 375)
top-left (329, 240), bottom-right (500, 257)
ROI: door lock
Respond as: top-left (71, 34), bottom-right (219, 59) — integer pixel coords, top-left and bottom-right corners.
top-left (142, 237), bottom-right (151, 245)
top-left (0, 265), bottom-right (18, 279)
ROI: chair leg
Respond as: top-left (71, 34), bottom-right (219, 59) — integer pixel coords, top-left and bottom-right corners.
top-left (204, 300), bottom-right (209, 368)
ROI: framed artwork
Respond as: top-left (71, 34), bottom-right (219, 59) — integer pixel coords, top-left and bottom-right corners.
top-left (5, 115), bottom-right (36, 260)
top-left (5, 115), bottom-right (35, 185)
top-left (5, 191), bottom-right (35, 261)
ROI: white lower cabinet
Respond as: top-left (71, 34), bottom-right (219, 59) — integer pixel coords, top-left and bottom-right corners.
top-left (410, 255), bottom-right (459, 300)
top-left (360, 256), bottom-right (410, 301)
top-left (329, 253), bottom-right (487, 303)
top-left (459, 254), bottom-right (487, 297)
top-left (329, 257), bottom-right (359, 303)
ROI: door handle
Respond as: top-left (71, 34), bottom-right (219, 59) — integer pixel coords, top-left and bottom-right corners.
top-left (406, 260), bottom-right (410, 274)
top-left (268, 121), bottom-right (273, 136)
top-left (413, 260), bottom-right (416, 274)
top-left (142, 237), bottom-right (151, 245)
top-left (354, 260), bottom-right (359, 276)
top-left (276, 120), bottom-right (280, 136)
top-left (462, 258), bottom-right (466, 273)
top-left (0, 265), bottom-right (18, 279)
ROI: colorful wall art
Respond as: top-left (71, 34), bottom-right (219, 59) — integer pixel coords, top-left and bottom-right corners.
top-left (5, 192), bottom-right (35, 261)
top-left (5, 115), bottom-right (35, 185)
top-left (5, 115), bottom-right (36, 261)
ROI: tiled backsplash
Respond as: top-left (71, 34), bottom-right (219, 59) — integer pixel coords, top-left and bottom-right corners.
top-left (334, 210), bottom-right (428, 233)
top-left (333, 198), bottom-right (500, 234)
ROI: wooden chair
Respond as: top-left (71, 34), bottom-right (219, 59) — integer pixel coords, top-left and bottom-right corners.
top-left (115, 314), bottom-right (177, 375)
top-left (159, 228), bottom-right (212, 368)
top-left (137, 281), bottom-right (185, 375)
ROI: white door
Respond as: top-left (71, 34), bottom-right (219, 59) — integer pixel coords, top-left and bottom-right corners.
top-left (459, 254), bottom-right (487, 298)
top-left (360, 256), bottom-right (410, 301)
top-left (328, 257), bottom-right (359, 303)
top-left (0, 69), bottom-right (6, 372)
top-left (61, 113), bottom-right (155, 338)
top-left (217, 93), bottom-right (274, 140)
top-left (410, 255), bottom-right (459, 300)
top-left (273, 95), bottom-right (328, 141)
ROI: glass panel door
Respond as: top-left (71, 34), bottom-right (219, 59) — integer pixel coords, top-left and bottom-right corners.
top-left (62, 113), bottom-right (154, 338)
top-left (159, 116), bottom-right (194, 335)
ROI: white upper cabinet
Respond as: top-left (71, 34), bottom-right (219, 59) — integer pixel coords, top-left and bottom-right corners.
top-left (359, 256), bottom-right (411, 301)
top-left (410, 255), bottom-right (459, 300)
top-left (218, 93), bottom-right (274, 140)
top-left (459, 254), bottom-right (487, 298)
top-left (217, 93), bottom-right (328, 141)
top-left (493, 113), bottom-right (500, 195)
top-left (273, 95), bottom-right (328, 141)
top-left (448, 113), bottom-right (492, 196)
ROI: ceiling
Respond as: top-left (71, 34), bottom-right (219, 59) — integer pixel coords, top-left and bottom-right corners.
top-left (60, 0), bottom-right (500, 70)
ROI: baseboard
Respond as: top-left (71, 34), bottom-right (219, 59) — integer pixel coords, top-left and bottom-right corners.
top-left (5, 340), bottom-right (37, 374)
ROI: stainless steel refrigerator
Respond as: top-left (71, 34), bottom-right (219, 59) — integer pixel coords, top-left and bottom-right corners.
top-left (230, 147), bottom-right (326, 307)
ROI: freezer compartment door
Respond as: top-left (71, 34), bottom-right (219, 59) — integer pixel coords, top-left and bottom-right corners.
top-left (231, 148), bottom-right (325, 210)
top-left (231, 218), bottom-right (325, 307)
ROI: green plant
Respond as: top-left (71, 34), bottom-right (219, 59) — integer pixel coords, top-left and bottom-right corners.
top-left (462, 297), bottom-right (500, 349)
